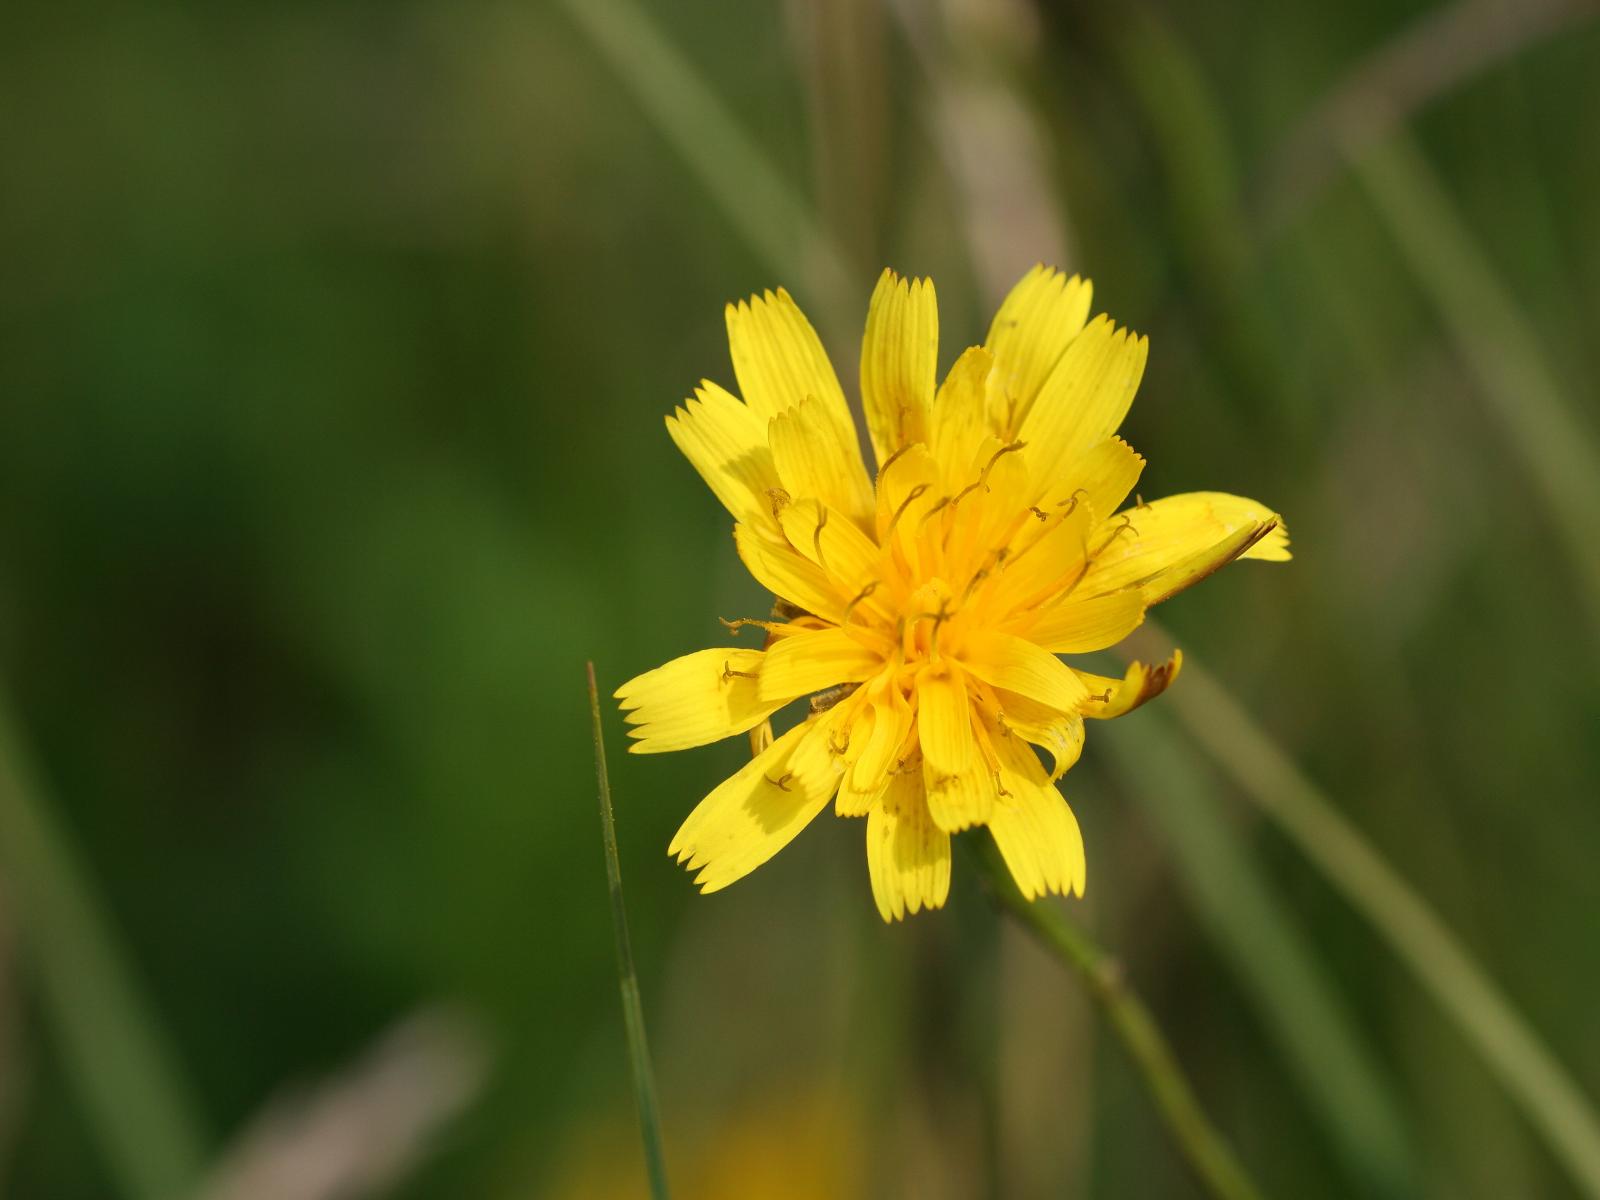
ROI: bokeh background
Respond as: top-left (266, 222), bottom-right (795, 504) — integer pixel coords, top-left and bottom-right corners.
top-left (4, 0), bottom-right (1600, 1196)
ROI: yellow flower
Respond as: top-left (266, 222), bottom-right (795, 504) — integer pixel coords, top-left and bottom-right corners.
top-left (617, 267), bottom-right (1289, 921)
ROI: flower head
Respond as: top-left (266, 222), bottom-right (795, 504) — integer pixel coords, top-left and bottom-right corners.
top-left (617, 267), bottom-right (1289, 920)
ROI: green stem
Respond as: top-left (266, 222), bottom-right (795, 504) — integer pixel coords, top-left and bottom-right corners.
top-left (969, 835), bottom-right (1266, 1200)
top-left (1100, 716), bottom-right (1416, 1196)
top-left (587, 663), bottom-right (671, 1200)
top-left (0, 690), bottom-right (205, 1200)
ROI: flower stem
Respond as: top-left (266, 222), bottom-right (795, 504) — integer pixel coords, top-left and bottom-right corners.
top-left (968, 834), bottom-right (1266, 1200)
top-left (587, 662), bottom-right (672, 1200)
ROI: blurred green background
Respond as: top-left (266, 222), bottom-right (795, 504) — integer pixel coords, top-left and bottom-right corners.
top-left (3, 0), bottom-right (1599, 1196)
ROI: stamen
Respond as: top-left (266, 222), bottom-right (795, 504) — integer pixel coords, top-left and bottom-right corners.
top-left (876, 442), bottom-right (914, 482)
top-left (952, 478), bottom-right (985, 508)
top-left (766, 486), bottom-right (792, 520)
top-left (979, 440), bottom-right (1027, 487)
top-left (765, 771), bottom-right (794, 791)
top-left (842, 580), bottom-right (881, 625)
top-left (1057, 487), bottom-right (1090, 512)
top-left (720, 616), bottom-right (779, 636)
top-left (918, 495), bottom-right (953, 529)
top-left (887, 483), bottom-right (931, 534)
top-left (722, 660), bottom-right (761, 682)
top-left (1029, 506), bottom-right (1049, 521)
top-left (812, 506), bottom-right (829, 564)
top-left (1098, 519), bottom-right (1139, 553)
top-left (906, 600), bottom-right (953, 658)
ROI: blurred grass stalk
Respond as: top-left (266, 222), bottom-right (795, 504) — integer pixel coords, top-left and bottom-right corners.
top-left (1139, 633), bottom-right (1600, 1198)
top-left (970, 836), bottom-right (1265, 1200)
top-left (0, 691), bottom-right (206, 1200)
top-left (1099, 717), bottom-right (1417, 1198)
top-left (1346, 129), bottom-right (1600, 643)
top-left (586, 663), bottom-right (670, 1200)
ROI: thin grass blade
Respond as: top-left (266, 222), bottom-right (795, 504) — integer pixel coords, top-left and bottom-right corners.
top-left (587, 662), bottom-right (671, 1200)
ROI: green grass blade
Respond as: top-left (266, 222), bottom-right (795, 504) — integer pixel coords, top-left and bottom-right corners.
top-left (1099, 713), bottom-right (1417, 1197)
top-left (586, 662), bottom-right (671, 1200)
top-left (1255, 0), bottom-right (1594, 233)
top-left (1142, 635), bottom-right (1600, 1198)
top-left (553, 0), bottom-right (855, 312)
top-left (0, 690), bottom-right (206, 1200)
top-left (1349, 131), bottom-right (1600, 643)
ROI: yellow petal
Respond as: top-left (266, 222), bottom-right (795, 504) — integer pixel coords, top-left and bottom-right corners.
top-left (776, 500), bottom-right (895, 628)
top-left (1243, 522), bottom-right (1293, 562)
top-left (915, 666), bottom-right (973, 776)
top-left (670, 715), bottom-right (843, 892)
top-left (984, 265), bottom-right (1093, 433)
top-left (839, 691), bottom-right (911, 813)
top-left (987, 499), bottom-right (1094, 611)
top-left (735, 524), bottom-right (847, 623)
top-left (860, 269), bottom-right (938, 466)
top-left (942, 436), bottom-right (1035, 575)
top-left (1069, 436), bottom-right (1145, 523)
top-left (866, 772), bottom-right (951, 921)
top-left (990, 734), bottom-right (1086, 899)
top-left (725, 286), bottom-right (849, 426)
top-left (960, 630), bottom-right (1090, 714)
top-left (1079, 493), bottom-right (1286, 603)
top-left (1023, 589), bottom-right (1146, 654)
top-left (995, 694), bottom-right (1085, 781)
top-left (1140, 521), bottom-right (1279, 604)
top-left (757, 628), bottom-right (882, 703)
top-left (1077, 650), bottom-right (1183, 720)
top-left (874, 441), bottom-right (943, 530)
top-left (665, 382), bottom-right (782, 536)
top-left (926, 762), bottom-right (997, 834)
top-left (769, 395), bottom-right (875, 529)
top-left (615, 647), bottom-right (783, 753)
top-left (916, 666), bottom-right (994, 831)
top-left (928, 346), bottom-right (998, 486)
top-left (1017, 316), bottom-right (1148, 471)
